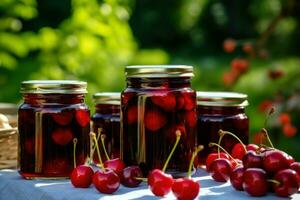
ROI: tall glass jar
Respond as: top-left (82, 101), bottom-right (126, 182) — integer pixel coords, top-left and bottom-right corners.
top-left (18, 80), bottom-right (90, 179)
top-left (121, 65), bottom-right (197, 177)
top-left (92, 92), bottom-right (120, 162)
top-left (197, 92), bottom-right (249, 164)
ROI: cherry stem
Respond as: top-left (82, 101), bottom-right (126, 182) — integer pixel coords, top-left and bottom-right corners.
top-left (209, 142), bottom-right (238, 165)
top-left (217, 133), bottom-right (225, 158)
top-left (267, 179), bottom-right (280, 186)
top-left (259, 143), bottom-right (275, 150)
top-left (219, 129), bottom-right (247, 154)
top-left (91, 132), bottom-right (105, 170)
top-left (88, 129), bottom-right (101, 164)
top-left (188, 145), bottom-right (204, 178)
top-left (73, 138), bottom-right (78, 168)
top-left (101, 134), bottom-right (110, 161)
top-left (135, 177), bottom-right (148, 182)
top-left (162, 130), bottom-right (181, 172)
top-left (261, 128), bottom-right (274, 148)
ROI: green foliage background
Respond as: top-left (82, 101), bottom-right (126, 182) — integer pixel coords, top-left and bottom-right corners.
top-left (0, 0), bottom-right (299, 158)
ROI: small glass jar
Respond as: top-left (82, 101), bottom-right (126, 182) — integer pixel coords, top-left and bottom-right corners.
top-left (121, 65), bottom-right (197, 177)
top-left (92, 93), bottom-right (120, 162)
top-left (18, 80), bottom-right (90, 179)
top-left (197, 91), bottom-right (249, 164)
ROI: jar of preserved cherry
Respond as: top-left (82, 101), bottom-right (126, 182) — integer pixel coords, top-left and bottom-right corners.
top-left (92, 92), bottom-right (120, 161)
top-left (196, 91), bottom-right (249, 164)
top-left (121, 65), bottom-right (197, 177)
top-left (18, 80), bottom-right (90, 179)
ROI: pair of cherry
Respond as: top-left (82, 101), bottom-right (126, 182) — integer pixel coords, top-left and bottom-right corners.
top-left (147, 131), bottom-right (202, 200)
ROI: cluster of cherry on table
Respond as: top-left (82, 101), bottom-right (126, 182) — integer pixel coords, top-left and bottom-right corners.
top-left (69, 127), bottom-right (300, 199)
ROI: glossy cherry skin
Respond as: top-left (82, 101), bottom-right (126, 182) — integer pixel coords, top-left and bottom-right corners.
top-left (104, 158), bottom-right (126, 176)
top-left (71, 165), bottom-right (94, 188)
top-left (120, 165), bottom-right (143, 188)
top-left (242, 150), bottom-right (263, 169)
top-left (230, 165), bottom-right (244, 191)
top-left (243, 168), bottom-right (268, 197)
top-left (246, 144), bottom-right (259, 152)
top-left (230, 159), bottom-right (242, 170)
top-left (172, 178), bottom-right (200, 200)
top-left (93, 169), bottom-right (120, 194)
top-left (148, 169), bottom-right (174, 197)
top-left (263, 150), bottom-right (290, 174)
top-left (210, 158), bottom-right (232, 182)
top-left (290, 162), bottom-right (300, 184)
top-left (231, 143), bottom-right (246, 160)
top-left (206, 153), bottom-right (229, 172)
top-left (272, 169), bottom-right (299, 197)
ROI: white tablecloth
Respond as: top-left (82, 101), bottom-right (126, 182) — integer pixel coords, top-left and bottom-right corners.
top-left (0, 169), bottom-right (299, 200)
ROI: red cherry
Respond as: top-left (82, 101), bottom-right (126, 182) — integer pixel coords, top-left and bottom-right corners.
top-left (145, 110), bottom-right (167, 131)
top-left (120, 166), bottom-right (143, 188)
top-left (243, 168), bottom-right (268, 197)
top-left (52, 112), bottom-right (73, 126)
top-left (93, 169), bottom-right (120, 194)
top-left (182, 93), bottom-right (196, 111)
top-left (176, 95), bottom-right (185, 110)
top-left (104, 158), bottom-right (126, 176)
top-left (230, 159), bottom-right (242, 169)
top-left (71, 165), bottom-right (94, 188)
top-left (127, 106), bottom-right (138, 124)
top-left (242, 150), bottom-right (263, 169)
top-left (272, 169), bottom-right (299, 197)
top-left (210, 158), bottom-right (232, 182)
top-left (148, 169), bottom-right (174, 197)
top-left (258, 100), bottom-right (274, 113)
top-left (222, 71), bottom-right (237, 86)
top-left (231, 58), bottom-right (249, 74)
top-left (151, 92), bottom-right (176, 112)
top-left (290, 162), bottom-right (300, 184)
top-left (167, 124), bottom-right (186, 140)
top-left (242, 43), bottom-right (253, 54)
top-left (268, 68), bottom-right (284, 80)
top-left (279, 113), bottom-right (291, 125)
top-left (75, 110), bottom-right (90, 127)
top-left (223, 38), bottom-right (236, 53)
top-left (172, 178), bottom-right (200, 200)
top-left (230, 165), bottom-right (244, 191)
top-left (283, 123), bottom-right (297, 138)
top-left (206, 152), bottom-right (229, 172)
top-left (231, 143), bottom-right (246, 160)
top-left (51, 128), bottom-right (73, 145)
top-left (253, 132), bottom-right (266, 144)
top-left (246, 144), bottom-right (259, 151)
top-left (184, 111), bottom-right (197, 127)
top-left (263, 150), bottom-right (290, 174)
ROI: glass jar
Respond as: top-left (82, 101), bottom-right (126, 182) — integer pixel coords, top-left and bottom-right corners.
top-left (121, 65), bottom-right (197, 177)
top-left (92, 92), bottom-right (120, 162)
top-left (197, 91), bottom-right (249, 164)
top-left (18, 80), bottom-right (90, 179)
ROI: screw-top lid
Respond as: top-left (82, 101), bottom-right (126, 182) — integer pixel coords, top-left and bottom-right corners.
top-left (93, 92), bottom-right (120, 105)
top-left (125, 65), bottom-right (194, 78)
top-left (20, 80), bottom-right (87, 94)
top-left (197, 91), bottom-right (249, 107)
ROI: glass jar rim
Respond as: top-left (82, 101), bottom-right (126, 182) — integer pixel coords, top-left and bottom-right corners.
top-left (125, 65), bottom-right (194, 78)
top-left (93, 92), bottom-right (120, 105)
top-left (197, 91), bottom-right (249, 107)
top-left (20, 80), bottom-right (87, 94)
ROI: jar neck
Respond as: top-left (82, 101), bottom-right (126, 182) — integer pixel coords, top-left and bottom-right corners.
top-left (197, 105), bottom-right (246, 115)
top-left (126, 77), bottom-right (192, 89)
top-left (23, 94), bottom-right (85, 105)
top-left (95, 104), bottom-right (120, 114)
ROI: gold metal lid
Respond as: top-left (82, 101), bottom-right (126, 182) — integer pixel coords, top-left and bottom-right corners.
top-left (125, 65), bottom-right (194, 78)
top-left (197, 91), bottom-right (249, 107)
top-left (93, 92), bottom-right (120, 105)
top-left (20, 80), bottom-right (87, 94)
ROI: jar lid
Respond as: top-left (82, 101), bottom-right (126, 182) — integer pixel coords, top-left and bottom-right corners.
top-left (197, 91), bottom-right (249, 107)
top-left (125, 65), bottom-right (194, 78)
top-left (20, 80), bottom-right (87, 94)
top-left (93, 92), bottom-right (120, 105)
